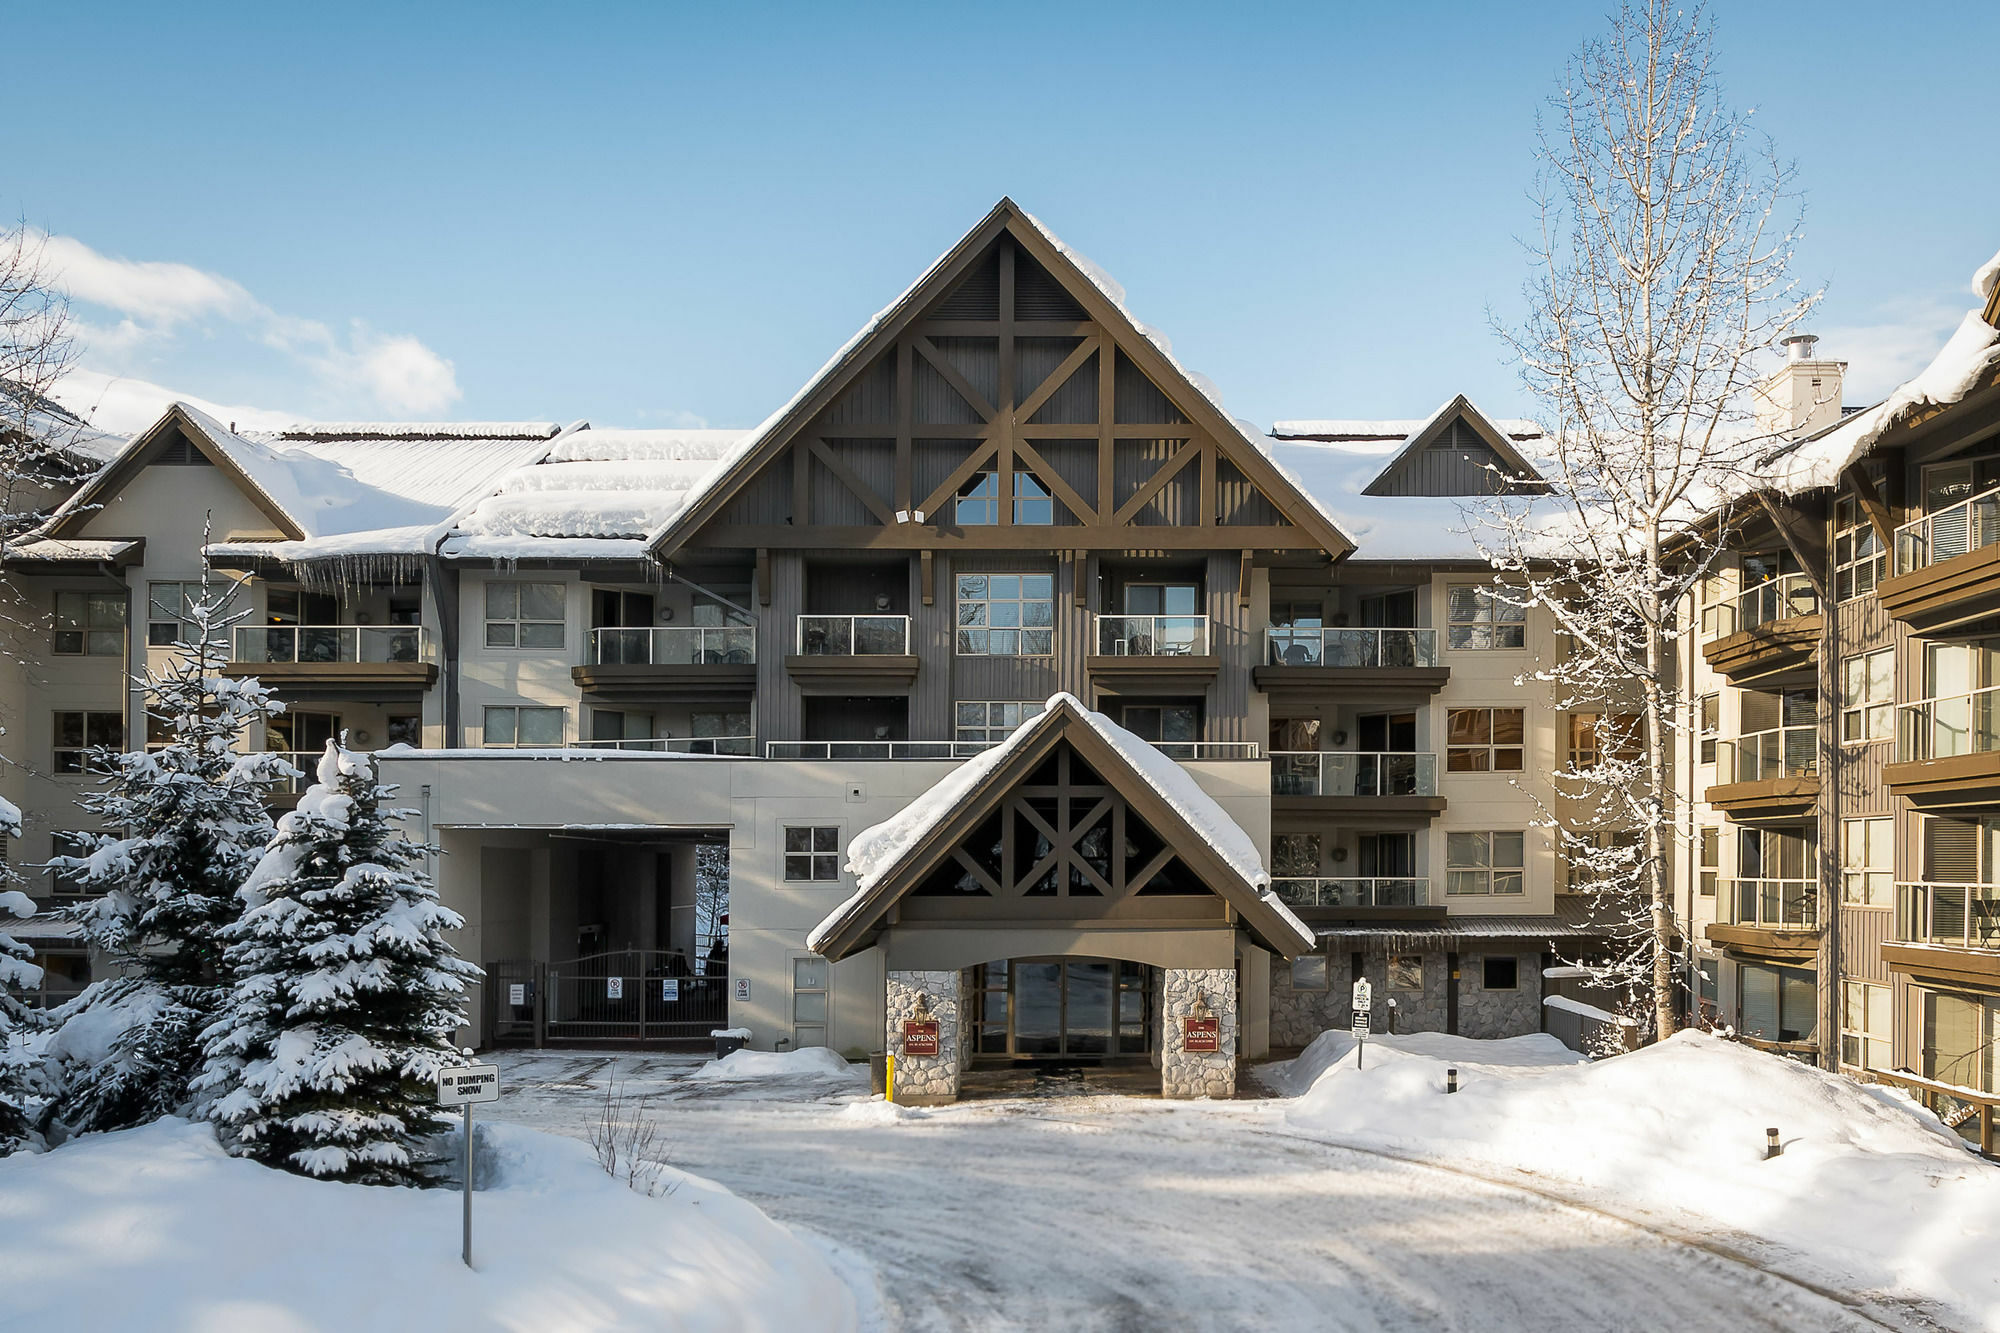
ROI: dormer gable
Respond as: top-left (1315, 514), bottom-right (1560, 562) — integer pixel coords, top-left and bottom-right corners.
top-left (1361, 395), bottom-right (1550, 498)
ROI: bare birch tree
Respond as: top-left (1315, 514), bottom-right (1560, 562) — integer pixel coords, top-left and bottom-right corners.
top-left (0, 220), bottom-right (84, 540)
top-left (1480, 1), bottom-right (1817, 1041)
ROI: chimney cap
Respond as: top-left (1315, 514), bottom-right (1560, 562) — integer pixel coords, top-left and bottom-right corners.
top-left (1782, 333), bottom-right (1821, 362)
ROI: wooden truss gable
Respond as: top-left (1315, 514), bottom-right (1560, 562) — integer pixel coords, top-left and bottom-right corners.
top-left (654, 199), bottom-right (1354, 559)
top-left (810, 698), bottom-right (1310, 961)
top-left (46, 403), bottom-right (304, 541)
top-left (1362, 394), bottom-right (1550, 498)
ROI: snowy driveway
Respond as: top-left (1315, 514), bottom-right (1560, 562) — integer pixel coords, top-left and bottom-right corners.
top-left (486, 1052), bottom-right (1894, 1333)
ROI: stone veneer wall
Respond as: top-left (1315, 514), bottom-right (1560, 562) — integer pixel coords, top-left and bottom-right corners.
top-left (886, 969), bottom-right (962, 1104)
top-left (1268, 946), bottom-right (1547, 1047)
top-left (1161, 967), bottom-right (1237, 1098)
top-left (1457, 951), bottom-right (1543, 1038)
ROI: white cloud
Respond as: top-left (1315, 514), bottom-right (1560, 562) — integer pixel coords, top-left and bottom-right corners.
top-left (57, 366), bottom-right (302, 436)
top-left (1818, 296), bottom-right (1966, 402)
top-left (37, 232), bottom-right (462, 423)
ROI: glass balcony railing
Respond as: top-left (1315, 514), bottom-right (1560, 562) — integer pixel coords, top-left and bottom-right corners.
top-left (1701, 573), bottom-right (1819, 640)
top-left (1896, 485), bottom-right (2000, 574)
top-left (1897, 882), bottom-right (2000, 950)
top-left (1269, 751), bottom-right (1438, 798)
top-left (1900, 684), bottom-right (2000, 763)
top-left (795, 615), bottom-right (911, 656)
top-left (1095, 614), bottom-right (1209, 657)
top-left (1272, 877), bottom-right (1428, 909)
top-left (1717, 725), bottom-right (1817, 783)
top-left (764, 739), bottom-right (1262, 761)
top-left (1724, 877), bottom-right (1817, 930)
top-left (574, 736), bottom-right (755, 755)
top-left (1264, 627), bottom-right (1437, 668)
top-left (233, 624), bottom-right (430, 665)
top-left (588, 626), bottom-right (753, 665)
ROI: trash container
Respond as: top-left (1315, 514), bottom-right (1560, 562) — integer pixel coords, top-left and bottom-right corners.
top-left (714, 1030), bottom-right (748, 1060)
top-left (869, 1052), bottom-right (888, 1096)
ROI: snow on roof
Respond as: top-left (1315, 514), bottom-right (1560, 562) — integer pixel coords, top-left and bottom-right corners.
top-left (268, 422), bottom-right (561, 443)
top-left (1976, 245), bottom-right (2000, 305)
top-left (1273, 417), bottom-right (1544, 441)
top-left (812, 693), bottom-right (1311, 954)
top-left (1259, 435), bottom-right (1515, 562)
top-left (3, 536), bottom-right (143, 564)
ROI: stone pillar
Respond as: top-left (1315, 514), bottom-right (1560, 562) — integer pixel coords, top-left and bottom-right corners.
top-left (886, 969), bottom-right (961, 1105)
top-left (1162, 967), bottom-right (1238, 1098)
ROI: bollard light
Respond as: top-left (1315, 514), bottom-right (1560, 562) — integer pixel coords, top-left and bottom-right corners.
top-left (1447, 1067), bottom-right (1458, 1094)
top-left (1765, 1127), bottom-right (1781, 1159)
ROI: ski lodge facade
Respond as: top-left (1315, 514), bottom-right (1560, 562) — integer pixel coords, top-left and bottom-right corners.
top-left (13, 199), bottom-right (1992, 1112)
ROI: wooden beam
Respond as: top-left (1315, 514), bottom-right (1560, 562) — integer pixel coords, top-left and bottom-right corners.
top-left (1021, 423), bottom-right (1200, 440)
top-left (916, 440), bottom-right (1001, 523)
top-left (1843, 463), bottom-right (1896, 550)
top-left (1011, 436), bottom-right (1099, 529)
top-left (1071, 550), bottom-right (1088, 608)
top-left (1240, 548), bottom-right (1254, 608)
top-left (920, 548), bottom-right (935, 606)
top-left (1013, 336), bottom-right (1100, 425)
top-left (1126, 846), bottom-right (1175, 893)
top-left (1755, 491), bottom-right (1831, 602)
top-left (699, 522), bottom-right (1324, 551)
top-left (755, 548), bottom-right (771, 606)
top-left (914, 319), bottom-right (1091, 338)
top-left (1113, 442), bottom-right (1200, 525)
top-left (806, 437), bottom-right (897, 526)
top-left (1198, 438), bottom-right (1216, 525)
top-left (912, 335), bottom-right (996, 423)
top-left (950, 846), bottom-right (1002, 896)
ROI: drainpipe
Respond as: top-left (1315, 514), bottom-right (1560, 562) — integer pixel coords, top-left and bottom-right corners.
top-left (1817, 518), bottom-right (1842, 1072)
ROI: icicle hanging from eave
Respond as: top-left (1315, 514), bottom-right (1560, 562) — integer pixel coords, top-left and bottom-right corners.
top-left (282, 552), bottom-right (432, 594)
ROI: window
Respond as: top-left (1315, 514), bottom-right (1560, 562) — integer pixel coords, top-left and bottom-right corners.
top-left (1447, 707), bottom-right (1524, 772)
top-left (1841, 980), bottom-right (1892, 1071)
top-left (1446, 831), bottom-right (1526, 895)
top-left (48, 831), bottom-right (95, 896)
top-left (1834, 493), bottom-right (1887, 602)
top-left (792, 956), bottom-right (829, 1047)
top-left (1388, 955), bottom-right (1424, 991)
top-left (146, 581), bottom-right (204, 647)
top-left (1841, 649), bottom-right (1893, 744)
top-left (1012, 472), bottom-right (1053, 525)
top-left (1481, 956), bottom-right (1519, 990)
top-left (1290, 955), bottom-right (1330, 991)
top-left (955, 574), bottom-right (1054, 656)
top-left (1565, 829), bottom-right (1639, 889)
top-left (690, 710), bottom-right (752, 754)
top-left (1698, 693), bottom-right (1720, 765)
top-left (589, 709), bottom-right (653, 744)
top-left (955, 472), bottom-right (1054, 526)
top-left (1567, 712), bottom-right (1641, 769)
top-left (1446, 585), bottom-right (1525, 649)
top-left (1272, 833), bottom-right (1321, 877)
top-left (784, 826), bottom-right (840, 882)
top-left (484, 582), bottom-right (565, 649)
top-left (386, 715), bottom-right (422, 747)
top-left (1118, 703), bottom-right (1199, 752)
top-left (954, 700), bottom-right (1045, 746)
top-left (1699, 826), bottom-right (1719, 897)
top-left (481, 706), bottom-right (564, 747)
top-left (53, 711), bottom-right (122, 774)
top-left (53, 590), bottom-right (124, 656)
top-left (1841, 817), bottom-right (1892, 907)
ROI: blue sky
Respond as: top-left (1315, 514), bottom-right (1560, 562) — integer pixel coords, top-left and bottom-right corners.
top-left (14, 1), bottom-right (1998, 435)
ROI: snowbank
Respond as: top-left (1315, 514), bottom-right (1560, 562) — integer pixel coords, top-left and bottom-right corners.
top-left (1269, 1030), bottom-right (2000, 1329)
top-left (837, 1098), bottom-right (931, 1126)
top-left (689, 1046), bottom-right (864, 1084)
top-left (0, 1118), bottom-right (856, 1332)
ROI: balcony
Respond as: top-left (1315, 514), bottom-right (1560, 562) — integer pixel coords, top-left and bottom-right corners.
top-left (764, 739), bottom-right (1263, 761)
top-left (228, 624), bottom-right (437, 697)
top-left (1705, 877), bottom-right (1820, 962)
top-left (784, 615), bottom-right (919, 693)
top-left (1704, 725), bottom-right (1819, 820)
top-left (1885, 882), bottom-right (2000, 989)
top-left (1701, 574), bottom-right (1821, 686)
top-left (1254, 627), bottom-right (1449, 697)
top-left (1268, 751), bottom-right (1445, 818)
top-left (574, 736), bottom-right (755, 756)
top-left (1879, 486), bottom-right (2000, 634)
top-left (1087, 614), bottom-right (1219, 694)
top-left (1883, 685), bottom-right (2000, 810)
top-left (1272, 876), bottom-right (1432, 910)
top-left (572, 626), bottom-right (756, 700)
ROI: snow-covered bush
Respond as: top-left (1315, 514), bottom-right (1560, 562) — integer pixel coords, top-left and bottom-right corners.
top-left (200, 740), bottom-right (480, 1184)
top-left (41, 573), bottom-right (291, 1135)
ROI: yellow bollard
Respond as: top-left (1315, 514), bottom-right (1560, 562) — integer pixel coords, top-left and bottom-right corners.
top-left (886, 1053), bottom-right (896, 1103)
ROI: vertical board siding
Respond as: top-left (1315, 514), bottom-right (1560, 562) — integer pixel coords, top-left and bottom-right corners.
top-left (1113, 350), bottom-right (1188, 425)
top-left (932, 338), bottom-right (999, 409)
top-left (1012, 251), bottom-right (1087, 321)
top-left (1840, 905), bottom-right (1893, 982)
top-left (719, 466), bottom-right (792, 526)
top-left (1217, 458), bottom-right (1283, 528)
top-left (912, 359), bottom-right (984, 425)
top-left (1205, 551), bottom-right (1251, 745)
top-left (758, 551), bottom-right (806, 740)
top-left (1032, 439), bottom-right (1096, 524)
top-left (821, 352), bottom-right (896, 425)
top-left (811, 441), bottom-right (893, 527)
top-left (931, 248), bottom-right (1000, 320)
top-left (1015, 339), bottom-right (1090, 423)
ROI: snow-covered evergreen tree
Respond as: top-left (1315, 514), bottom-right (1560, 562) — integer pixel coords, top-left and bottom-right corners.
top-left (201, 740), bottom-right (479, 1184)
top-left (41, 567), bottom-right (291, 1134)
top-left (0, 794), bottom-right (45, 1153)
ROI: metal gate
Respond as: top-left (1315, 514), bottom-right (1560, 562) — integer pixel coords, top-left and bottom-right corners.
top-left (488, 950), bottom-right (728, 1048)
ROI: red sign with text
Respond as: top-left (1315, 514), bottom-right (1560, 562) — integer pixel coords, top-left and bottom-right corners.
top-left (902, 1020), bottom-right (940, 1057)
top-left (1183, 1017), bottom-right (1220, 1053)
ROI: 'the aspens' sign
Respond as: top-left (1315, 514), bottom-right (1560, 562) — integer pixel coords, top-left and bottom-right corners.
top-left (1183, 1017), bottom-right (1220, 1053)
top-left (902, 1020), bottom-right (940, 1057)
top-left (438, 1064), bottom-right (500, 1106)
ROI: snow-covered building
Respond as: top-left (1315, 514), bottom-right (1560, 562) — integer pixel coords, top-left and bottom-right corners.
top-left (1670, 252), bottom-right (2000, 1136)
top-left (1, 199), bottom-right (1626, 1099)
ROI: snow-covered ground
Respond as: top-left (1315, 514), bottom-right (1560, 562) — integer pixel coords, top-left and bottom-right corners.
top-left (481, 1039), bottom-right (1990, 1332)
top-left (0, 1115), bottom-right (855, 1332)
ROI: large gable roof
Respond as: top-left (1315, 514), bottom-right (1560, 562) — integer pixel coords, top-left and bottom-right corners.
top-left (651, 198), bottom-right (1355, 560)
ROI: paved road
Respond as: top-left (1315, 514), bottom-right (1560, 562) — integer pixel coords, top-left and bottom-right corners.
top-left (486, 1052), bottom-right (1899, 1333)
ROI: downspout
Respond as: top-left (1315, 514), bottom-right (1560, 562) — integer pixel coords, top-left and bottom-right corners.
top-left (425, 554), bottom-right (461, 745)
top-left (1817, 515), bottom-right (1842, 1071)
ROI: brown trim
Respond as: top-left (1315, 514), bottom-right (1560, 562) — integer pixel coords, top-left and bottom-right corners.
top-left (1875, 541), bottom-right (2000, 635)
top-left (1272, 795), bottom-right (1446, 819)
top-left (1253, 664), bottom-right (1451, 696)
top-left (221, 661), bottom-right (438, 691)
top-left (782, 654), bottom-right (921, 693)
top-left (1704, 921), bottom-right (1822, 964)
top-left (1084, 654), bottom-right (1222, 692)
top-left (1700, 616), bottom-right (1821, 685)
top-left (47, 405), bottom-right (306, 542)
top-left (1880, 941), bottom-right (2000, 993)
top-left (569, 663), bottom-right (757, 700)
top-left (1882, 751), bottom-right (2000, 810)
top-left (1701, 776), bottom-right (1820, 822)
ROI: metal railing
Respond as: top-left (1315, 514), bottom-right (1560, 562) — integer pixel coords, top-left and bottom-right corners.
top-left (1896, 485), bottom-right (2000, 574)
top-left (1269, 751), bottom-right (1438, 797)
top-left (1900, 684), bottom-right (2000, 763)
top-left (233, 624), bottom-right (430, 665)
top-left (1264, 627), bottom-right (1437, 668)
top-left (765, 739), bottom-right (1262, 761)
top-left (1096, 614), bottom-right (1210, 657)
top-left (795, 614), bottom-right (910, 655)
top-left (588, 625), bottom-right (753, 665)
top-left (1272, 877), bottom-right (1428, 909)
top-left (1701, 573), bottom-right (1819, 640)
top-left (574, 736), bottom-right (755, 756)
top-left (1724, 877), bottom-right (1817, 930)
top-left (1897, 882), bottom-right (2000, 951)
top-left (1717, 725), bottom-right (1817, 783)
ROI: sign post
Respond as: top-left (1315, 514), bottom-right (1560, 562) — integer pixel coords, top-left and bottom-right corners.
top-left (1351, 978), bottom-right (1373, 1069)
top-left (438, 1061), bottom-right (500, 1268)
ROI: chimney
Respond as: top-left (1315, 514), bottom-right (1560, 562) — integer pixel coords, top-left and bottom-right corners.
top-left (1753, 334), bottom-right (1845, 442)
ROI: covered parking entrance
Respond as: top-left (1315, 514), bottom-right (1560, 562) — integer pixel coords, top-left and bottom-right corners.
top-left (808, 695), bottom-right (1313, 1102)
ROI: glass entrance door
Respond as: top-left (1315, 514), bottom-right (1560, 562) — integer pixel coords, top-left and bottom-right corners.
top-left (974, 958), bottom-right (1152, 1060)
